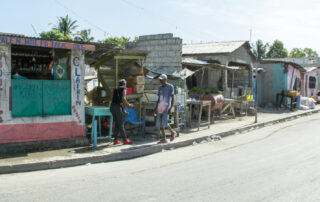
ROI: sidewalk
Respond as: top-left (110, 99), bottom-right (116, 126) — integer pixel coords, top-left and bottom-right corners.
top-left (1, 105), bottom-right (319, 174)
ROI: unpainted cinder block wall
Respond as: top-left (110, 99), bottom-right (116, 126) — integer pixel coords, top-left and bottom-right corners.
top-left (126, 33), bottom-right (182, 90)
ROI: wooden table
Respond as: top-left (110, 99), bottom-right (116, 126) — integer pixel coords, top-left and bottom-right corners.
top-left (85, 106), bottom-right (113, 144)
top-left (187, 100), bottom-right (211, 131)
top-left (276, 92), bottom-right (297, 111)
top-left (221, 98), bottom-right (236, 118)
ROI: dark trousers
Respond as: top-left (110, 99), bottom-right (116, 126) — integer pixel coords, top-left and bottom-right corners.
top-left (110, 104), bottom-right (128, 141)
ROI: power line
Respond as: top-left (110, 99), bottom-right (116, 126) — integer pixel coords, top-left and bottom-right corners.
top-left (54, 0), bottom-right (112, 37)
top-left (119, 0), bottom-right (214, 41)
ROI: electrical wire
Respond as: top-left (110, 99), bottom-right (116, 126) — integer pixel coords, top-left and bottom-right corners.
top-left (119, 0), bottom-right (214, 41)
top-left (54, 0), bottom-right (112, 37)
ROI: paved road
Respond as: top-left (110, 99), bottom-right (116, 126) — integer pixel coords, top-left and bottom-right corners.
top-left (1, 113), bottom-right (320, 202)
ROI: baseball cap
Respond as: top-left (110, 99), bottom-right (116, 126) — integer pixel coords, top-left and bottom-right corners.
top-left (119, 79), bottom-right (126, 86)
top-left (158, 74), bottom-right (167, 80)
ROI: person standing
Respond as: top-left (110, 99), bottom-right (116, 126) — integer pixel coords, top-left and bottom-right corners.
top-left (154, 74), bottom-right (176, 143)
top-left (110, 79), bottom-right (133, 145)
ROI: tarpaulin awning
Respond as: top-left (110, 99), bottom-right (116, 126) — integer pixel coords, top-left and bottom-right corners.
top-left (146, 67), bottom-right (195, 80)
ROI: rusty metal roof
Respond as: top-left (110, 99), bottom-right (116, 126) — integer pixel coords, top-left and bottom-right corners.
top-left (182, 41), bottom-right (247, 55)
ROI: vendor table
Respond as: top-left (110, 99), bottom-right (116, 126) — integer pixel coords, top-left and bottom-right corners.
top-left (187, 100), bottom-right (211, 131)
top-left (221, 98), bottom-right (236, 118)
top-left (85, 106), bottom-right (113, 143)
top-left (276, 92), bottom-right (297, 111)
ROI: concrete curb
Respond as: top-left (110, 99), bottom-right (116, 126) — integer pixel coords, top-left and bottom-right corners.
top-left (1, 109), bottom-right (319, 174)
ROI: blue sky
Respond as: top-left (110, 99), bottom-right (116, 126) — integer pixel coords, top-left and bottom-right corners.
top-left (2, 0), bottom-right (320, 52)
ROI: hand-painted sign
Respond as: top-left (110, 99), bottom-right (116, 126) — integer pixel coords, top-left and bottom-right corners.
top-left (0, 35), bottom-right (95, 51)
top-left (74, 58), bottom-right (81, 106)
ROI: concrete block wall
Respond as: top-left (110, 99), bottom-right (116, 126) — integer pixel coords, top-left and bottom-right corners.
top-left (126, 33), bottom-right (183, 90)
top-left (227, 69), bottom-right (250, 88)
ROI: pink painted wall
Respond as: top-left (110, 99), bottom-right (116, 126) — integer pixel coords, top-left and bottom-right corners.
top-left (304, 70), bottom-right (318, 97)
top-left (287, 64), bottom-right (302, 91)
top-left (0, 122), bottom-right (85, 144)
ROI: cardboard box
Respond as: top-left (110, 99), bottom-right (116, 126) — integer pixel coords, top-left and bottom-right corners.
top-left (126, 76), bottom-right (145, 86)
top-left (133, 85), bottom-right (144, 93)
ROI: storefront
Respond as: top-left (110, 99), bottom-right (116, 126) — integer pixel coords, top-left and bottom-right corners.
top-left (0, 34), bottom-right (95, 152)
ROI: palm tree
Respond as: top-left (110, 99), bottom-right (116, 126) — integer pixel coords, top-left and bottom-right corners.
top-left (74, 29), bottom-right (94, 42)
top-left (54, 15), bottom-right (78, 37)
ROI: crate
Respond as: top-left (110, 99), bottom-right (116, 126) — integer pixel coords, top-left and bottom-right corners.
top-left (126, 76), bottom-right (145, 86)
top-left (133, 85), bottom-right (145, 93)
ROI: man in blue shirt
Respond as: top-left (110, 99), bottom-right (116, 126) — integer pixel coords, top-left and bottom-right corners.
top-left (154, 74), bottom-right (176, 143)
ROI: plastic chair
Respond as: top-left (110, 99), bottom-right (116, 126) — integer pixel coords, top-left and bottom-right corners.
top-left (125, 108), bottom-right (145, 136)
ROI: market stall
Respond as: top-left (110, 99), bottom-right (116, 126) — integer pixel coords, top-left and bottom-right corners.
top-left (84, 48), bottom-right (149, 140)
top-left (0, 33), bottom-right (95, 152)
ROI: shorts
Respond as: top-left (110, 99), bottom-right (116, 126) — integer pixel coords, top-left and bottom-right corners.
top-left (156, 112), bottom-right (169, 128)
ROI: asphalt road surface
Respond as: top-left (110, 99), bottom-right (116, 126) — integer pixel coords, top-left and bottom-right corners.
top-left (1, 113), bottom-right (320, 202)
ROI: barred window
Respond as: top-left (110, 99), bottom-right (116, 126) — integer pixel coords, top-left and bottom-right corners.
top-left (309, 76), bottom-right (316, 89)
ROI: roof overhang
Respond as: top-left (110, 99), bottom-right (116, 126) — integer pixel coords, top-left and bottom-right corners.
top-left (0, 34), bottom-right (95, 51)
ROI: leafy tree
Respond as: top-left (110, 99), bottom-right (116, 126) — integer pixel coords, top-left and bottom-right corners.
top-left (253, 40), bottom-right (269, 60)
top-left (39, 30), bottom-right (73, 41)
top-left (289, 48), bottom-right (305, 58)
top-left (53, 15), bottom-right (78, 37)
top-left (74, 29), bottom-right (94, 42)
top-left (99, 36), bottom-right (138, 48)
top-left (266, 40), bottom-right (288, 58)
top-left (303, 48), bottom-right (318, 57)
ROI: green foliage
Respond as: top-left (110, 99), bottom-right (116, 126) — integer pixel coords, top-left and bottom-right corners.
top-left (39, 30), bottom-right (73, 40)
top-left (189, 86), bottom-right (203, 94)
top-left (303, 48), bottom-right (318, 57)
top-left (253, 40), bottom-right (269, 60)
top-left (288, 48), bottom-right (318, 58)
top-left (74, 29), bottom-right (94, 42)
top-left (289, 48), bottom-right (305, 58)
top-left (266, 40), bottom-right (288, 58)
top-left (98, 36), bottom-right (138, 48)
top-left (53, 15), bottom-right (78, 37)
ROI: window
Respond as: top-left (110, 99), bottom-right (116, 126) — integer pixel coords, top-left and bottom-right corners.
top-left (309, 76), bottom-right (316, 89)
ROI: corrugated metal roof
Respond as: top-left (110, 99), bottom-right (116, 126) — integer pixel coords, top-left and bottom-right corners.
top-left (182, 58), bottom-right (209, 65)
top-left (182, 57), bottom-right (242, 71)
top-left (261, 59), bottom-right (305, 72)
top-left (182, 41), bottom-right (247, 55)
top-left (263, 58), bottom-right (320, 68)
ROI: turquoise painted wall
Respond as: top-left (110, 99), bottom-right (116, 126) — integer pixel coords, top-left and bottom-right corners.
top-left (273, 64), bottom-right (288, 103)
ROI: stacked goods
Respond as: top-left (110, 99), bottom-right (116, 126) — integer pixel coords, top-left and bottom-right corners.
top-left (126, 76), bottom-right (145, 93)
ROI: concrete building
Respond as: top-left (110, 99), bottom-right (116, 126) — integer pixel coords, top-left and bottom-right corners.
top-left (258, 60), bottom-right (307, 106)
top-left (182, 41), bottom-right (256, 98)
top-left (0, 33), bottom-right (95, 153)
top-left (261, 57), bottom-right (320, 98)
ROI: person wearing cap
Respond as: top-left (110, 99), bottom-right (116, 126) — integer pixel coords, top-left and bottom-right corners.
top-left (154, 74), bottom-right (176, 143)
top-left (110, 79), bottom-right (134, 145)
